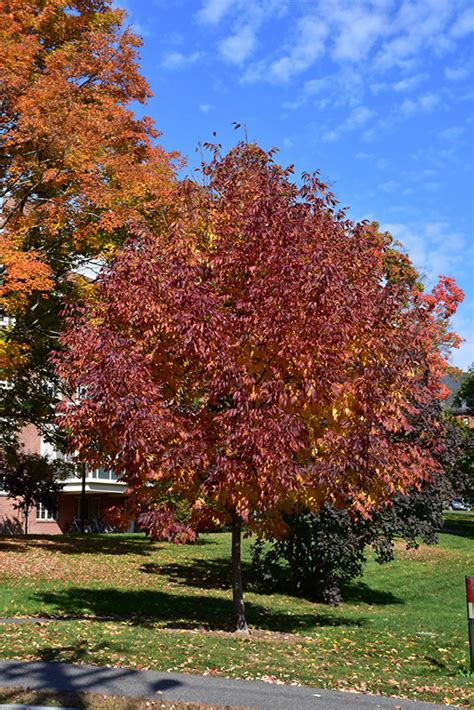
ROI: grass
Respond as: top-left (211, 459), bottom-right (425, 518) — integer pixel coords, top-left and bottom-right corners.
top-left (0, 515), bottom-right (473, 707)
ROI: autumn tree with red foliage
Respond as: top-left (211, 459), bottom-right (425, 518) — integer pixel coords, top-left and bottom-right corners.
top-left (0, 0), bottom-right (176, 444)
top-left (57, 144), bottom-right (463, 632)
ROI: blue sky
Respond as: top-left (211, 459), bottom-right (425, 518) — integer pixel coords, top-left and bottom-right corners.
top-left (119, 0), bottom-right (473, 370)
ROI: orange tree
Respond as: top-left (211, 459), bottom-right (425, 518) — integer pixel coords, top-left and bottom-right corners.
top-left (57, 144), bottom-right (463, 632)
top-left (0, 0), bottom-right (176, 445)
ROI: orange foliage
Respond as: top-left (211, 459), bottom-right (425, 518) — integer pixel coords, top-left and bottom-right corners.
top-left (0, 0), bottom-right (177, 314)
top-left (0, 235), bottom-right (52, 313)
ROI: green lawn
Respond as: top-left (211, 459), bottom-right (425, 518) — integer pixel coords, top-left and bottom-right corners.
top-left (0, 515), bottom-right (473, 707)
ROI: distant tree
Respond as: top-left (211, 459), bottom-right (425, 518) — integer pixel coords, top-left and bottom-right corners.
top-left (57, 143), bottom-right (463, 632)
top-left (0, 452), bottom-right (70, 534)
top-left (0, 0), bottom-right (176, 448)
top-left (453, 364), bottom-right (474, 414)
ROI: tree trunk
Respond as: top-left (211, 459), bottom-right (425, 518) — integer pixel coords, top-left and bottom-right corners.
top-left (80, 462), bottom-right (86, 533)
top-left (231, 514), bottom-right (249, 634)
top-left (24, 506), bottom-right (29, 536)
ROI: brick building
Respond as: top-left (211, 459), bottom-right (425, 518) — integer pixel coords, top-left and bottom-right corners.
top-left (0, 424), bottom-right (128, 534)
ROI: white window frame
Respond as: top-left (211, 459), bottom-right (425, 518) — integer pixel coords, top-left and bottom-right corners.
top-left (36, 502), bottom-right (58, 521)
top-left (90, 467), bottom-right (118, 481)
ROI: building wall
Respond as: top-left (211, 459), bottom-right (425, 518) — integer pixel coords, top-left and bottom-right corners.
top-left (17, 424), bottom-right (41, 455)
top-left (458, 414), bottom-right (474, 429)
top-left (0, 495), bottom-right (23, 534)
top-left (0, 492), bottom-right (126, 535)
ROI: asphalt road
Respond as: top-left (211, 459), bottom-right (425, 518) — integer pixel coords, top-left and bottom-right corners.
top-left (0, 660), bottom-right (460, 710)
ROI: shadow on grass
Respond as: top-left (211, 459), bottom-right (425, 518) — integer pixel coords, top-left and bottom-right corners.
top-left (143, 556), bottom-right (296, 596)
top-left (0, 539), bottom-right (29, 553)
top-left (424, 656), bottom-right (448, 670)
top-left (141, 558), bottom-right (236, 591)
top-left (0, 687), bottom-right (91, 709)
top-left (34, 586), bottom-right (364, 633)
top-left (38, 639), bottom-right (93, 664)
top-left (340, 581), bottom-right (403, 606)
top-left (0, 533), bottom-right (219, 556)
top-left (442, 514), bottom-right (474, 539)
top-left (143, 556), bottom-right (403, 607)
top-left (0, 534), bottom-right (158, 556)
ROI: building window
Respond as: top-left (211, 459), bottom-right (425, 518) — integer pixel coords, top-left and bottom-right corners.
top-left (76, 385), bottom-right (87, 400)
top-left (75, 497), bottom-right (100, 520)
top-left (90, 467), bottom-right (118, 481)
top-left (36, 502), bottom-right (58, 521)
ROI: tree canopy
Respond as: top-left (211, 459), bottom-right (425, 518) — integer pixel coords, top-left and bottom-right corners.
top-left (57, 143), bottom-right (463, 629)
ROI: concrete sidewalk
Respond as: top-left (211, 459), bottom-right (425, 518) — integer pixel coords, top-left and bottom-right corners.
top-left (0, 660), bottom-right (457, 710)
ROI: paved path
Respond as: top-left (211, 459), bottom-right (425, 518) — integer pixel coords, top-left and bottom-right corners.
top-left (0, 660), bottom-right (457, 710)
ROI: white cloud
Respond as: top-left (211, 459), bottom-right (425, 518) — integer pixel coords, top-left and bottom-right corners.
top-left (372, 75), bottom-right (427, 94)
top-left (196, 0), bottom-right (237, 25)
top-left (363, 92), bottom-right (441, 141)
top-left (329, 3), bottom-right (389, 62)
top-left (243, 13), bottom-right (328, 83)
top-left (162, 51), bottom-right (202, 70)
top-left (374, 36), bottom-right (416, 71)
top-left (199, 1), bottom-right (289, 76)
top-left (131, 22), bottom-right (152, 38)
top-left (382, 220), bottom-right (469, 286)
top-left (194, 0), bottom-right (473, 149)
top-left (322, 105), bottom-right (375, 142)
top-left (321, 129), bottom-right (339, 143)
top-left (451, 8), bottom-right (474, 38)
top-left (450, 310), bottom-right (474, 370)
top-left (281, 97), bottom-right (304, 111)
top-left (438, 125), bottom-right (464, 141)
top-left (281, 66), bottom-right (364, 113)
top-left (370, 81), bottom-right (388, 94)
top-left (267, 16), bottom-right (328, 82)
top-left (384, 218), bottom-right (474, 373)
top-left (197, 0), bottom-right (288, 27)
top-left (199, 0), bottom-right (473, 102)
top-left (347, 105), bottom-right (375, 129)
top-left (163, 31), bottom-right (185, 47)
top-left (392, 73), bottom-right (427, 92)
top-left (324, 67), bottom-right (366, 108)
top-left (375, 0), bottom-right (456, 70)
top-left (400, 93), bottom-right (440, 117)
top-left (379, 180), bottom-right (399, 193)
top-left (403, 167), bottom-right (438, 183)
top-left (219, 25), bottom-right (256, 64)
top-left (199, 103), bottom-right (213, 113)
top-left (304, 77), bottom-right (331, 96)
top-left (113, 0), bottom-right (152, 37)
top-left (444, 65), bottom-right (470, 81)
